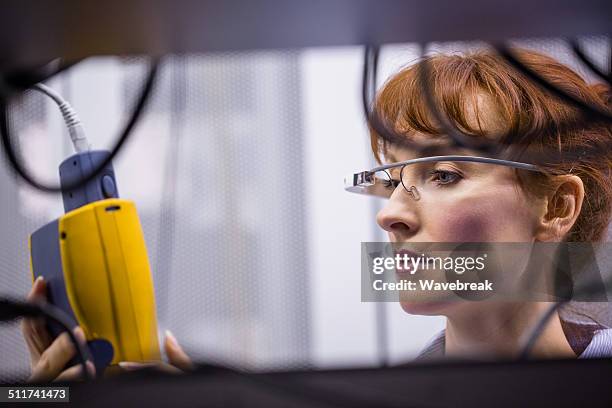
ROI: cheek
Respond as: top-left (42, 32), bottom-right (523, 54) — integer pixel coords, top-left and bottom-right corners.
top-left (435, 205), bottom-right (493, 242)
top-left (424, 188), bottom-right (536, 242)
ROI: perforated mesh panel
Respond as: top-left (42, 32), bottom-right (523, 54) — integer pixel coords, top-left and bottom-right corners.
top-left (0, 51), bottom-right (310, 382)
top-left (0, 39), bottom-right (609, 382)
top-left (0, 90), bottom-right (56, 382)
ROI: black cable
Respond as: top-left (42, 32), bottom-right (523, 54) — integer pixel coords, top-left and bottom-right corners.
top-left (364, 43), bottom-right (611, 361)
top-left (361, 45), bottom-right (430, 153)
top-left (414, 43), bottom-right (609, 166)
top-left (422, 42), bottom-right (611, 359)
top-left (570, 40), bottom-right (611, 86)
top-left (1, 59), bottom-right (78, 93)
top-left (0, 58), bottom-right (160, 193)
top-left (519, 241), bottom-right (612, 360)
top-left (2, 59), bottom-right (83, 92)
top-left (494, 44), bottom-right (612, 124)
top-left (364, 44), bottom-right (522, 158)
top-left (0, 297), bottom-right (92, 381)
top-left (416, 44), bottom-right (612, 164)
top-left (363, 44), bottom-right (576, 164)
top-left (417, 46), bottom-right (500, 154)
top-left (520, 271), bottom-right (607, 360)
top-left (492, 43), bottom-right (612, 169)
top-left (519, 302), bottom-right (566, 360)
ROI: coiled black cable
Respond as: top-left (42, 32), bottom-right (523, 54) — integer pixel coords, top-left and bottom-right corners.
top-left (362, 45), bottom-right (434, 153)
top-left (416, 48), bottom-right (502, 154)
top-left (570, 40), bottom-right (612, 85)
top-left (0, 58), bottom-right (160, 193)
top-left (0, 297), bottom-right (92, 381)
top-left (2, 59), bottom-right (82, 93)
top-left (364, 43), bottom-right (611, 167)
top-left (362, 42), bottom-right (611, 361)
top-left (494, 44), bottom-right (612, 123)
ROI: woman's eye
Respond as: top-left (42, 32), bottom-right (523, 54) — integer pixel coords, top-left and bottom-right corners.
top-left (428, 170), bottom-right (461, 185)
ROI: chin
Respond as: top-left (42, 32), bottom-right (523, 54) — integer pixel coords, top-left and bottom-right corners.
top-left (399, 301), bottom-right (455, 316)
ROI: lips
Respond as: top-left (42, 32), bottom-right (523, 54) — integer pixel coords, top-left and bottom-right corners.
top-left (394, 249), bottom-right (425, 275)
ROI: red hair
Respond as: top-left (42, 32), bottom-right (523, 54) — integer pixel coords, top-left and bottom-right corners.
top-left (370, 48), bottom-right (611, 242)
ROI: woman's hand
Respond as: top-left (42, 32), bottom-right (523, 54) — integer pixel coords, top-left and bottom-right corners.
top-left (21, 277), bottom-right (95, 382)
top-left (22, 276), bottom-right (191, 378)
top-left (118, 330), bottom-right (194, 374)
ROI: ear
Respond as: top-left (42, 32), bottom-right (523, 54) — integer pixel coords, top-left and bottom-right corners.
top-left (534, 175), bottom-right (584, 242)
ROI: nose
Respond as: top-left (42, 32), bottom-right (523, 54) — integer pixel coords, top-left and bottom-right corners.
top-left (376, 189), bottom-right (420, 241)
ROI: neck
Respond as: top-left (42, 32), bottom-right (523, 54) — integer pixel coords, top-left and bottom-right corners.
top-left (444, 302), bottom-right (576, 360)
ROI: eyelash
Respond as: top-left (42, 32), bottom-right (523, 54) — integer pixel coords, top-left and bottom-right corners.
top-left (428, 169), bottom-right (462, 186)
top-left (381, 168), bottom-right (462, 189)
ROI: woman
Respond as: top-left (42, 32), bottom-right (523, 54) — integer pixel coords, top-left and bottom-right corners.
top-left (369, 47), bottom-right (611, 359)
top-left (22, 47), bottom-right (611, 380)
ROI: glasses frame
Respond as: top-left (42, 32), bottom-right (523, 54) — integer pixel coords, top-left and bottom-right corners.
top-left (344, 155), bottom-right (543, 199)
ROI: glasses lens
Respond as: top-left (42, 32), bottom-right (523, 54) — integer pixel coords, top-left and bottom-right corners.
top-left (399, 165), bottom-right (421, 200)
top-left (372, 170), bottom-right (397, 198)
top-left (348, 156), bottom-right (545, 199)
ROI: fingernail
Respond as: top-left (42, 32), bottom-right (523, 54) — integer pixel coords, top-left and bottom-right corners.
top-left (73, 327), bottom-right (85, 343)
top-left (118, 361), bottom-right (155, 371)
top-left (165, 330), bottom-right (178, 348)
top-left (118, 361), bottom-right (138, 370)
top-left (86, 361), bottom-right (96, 375)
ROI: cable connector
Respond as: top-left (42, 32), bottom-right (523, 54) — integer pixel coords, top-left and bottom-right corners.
top-left (32, 83), bottom-right (90, 153)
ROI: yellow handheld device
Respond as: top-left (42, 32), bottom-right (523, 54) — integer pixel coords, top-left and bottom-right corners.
top-left (29, 150), bottom-right (161, 375)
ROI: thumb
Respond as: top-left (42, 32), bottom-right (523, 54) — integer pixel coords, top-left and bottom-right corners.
top-left (164, 330), bottom-right (193, 371)
top-left (27, 276), bottom-right (47, 302)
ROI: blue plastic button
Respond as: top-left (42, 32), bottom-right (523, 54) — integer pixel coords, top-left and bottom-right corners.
top-left (101, 175), bottom-right (117, 198)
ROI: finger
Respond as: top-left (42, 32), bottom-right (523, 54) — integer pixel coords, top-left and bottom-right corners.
top-left (164, 330), bottom-right (194, 371)
top-left (53, 361), bottom-right (95, 382)
top-left (26, 276), bottom-right (47, 302)
top-left (28, 327), bottom-right (84, 383)
top-left (118, 361), bottom-right (156, 371)
top-left (23, 316), bottom-right (52, 357)
top-left (21, 277), bottom-right (52, 358)
top-left (118, 361), bottom-right (182, 375)
top-left (22, 323), bottom-right (45, 367)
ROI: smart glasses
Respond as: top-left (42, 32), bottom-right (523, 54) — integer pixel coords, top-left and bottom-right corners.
top-left (344, 155), bottom-right (542, 200)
